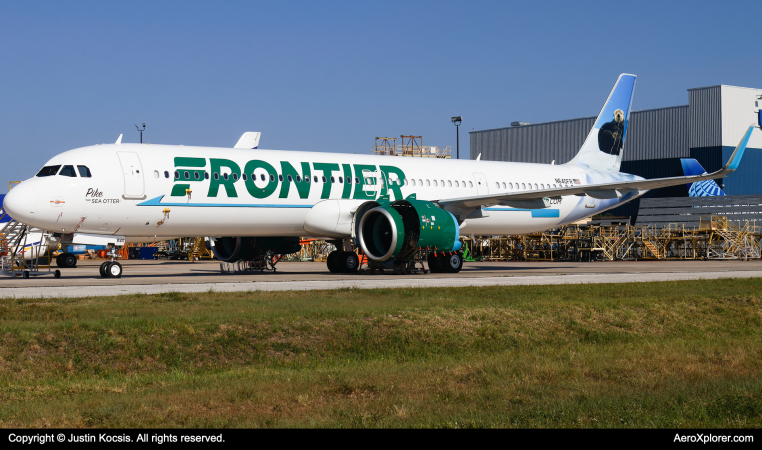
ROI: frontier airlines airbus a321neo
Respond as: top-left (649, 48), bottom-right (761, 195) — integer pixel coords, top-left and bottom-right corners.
top-left (3, 74), bottom-right (756, 278)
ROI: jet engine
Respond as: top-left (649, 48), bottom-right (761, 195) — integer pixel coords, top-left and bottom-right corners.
top-left (356, 198), bottom-right (461, 262)
top-left (210, 236), bottom-right (301, 262)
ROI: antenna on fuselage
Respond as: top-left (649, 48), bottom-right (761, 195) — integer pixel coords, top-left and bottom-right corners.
top-left (134, 123), bottom-right (145, 144)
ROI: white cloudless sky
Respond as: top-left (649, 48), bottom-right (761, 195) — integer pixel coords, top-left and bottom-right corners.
top-left (1, 0), bottom-right (760, 187)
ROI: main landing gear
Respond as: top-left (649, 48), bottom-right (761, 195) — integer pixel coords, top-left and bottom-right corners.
top-left (327, 250), bottom-right (359, 273)
top-left (427, 251), bottom-right (464, 274)
top-left (55, 252), bottom-right (77, 268)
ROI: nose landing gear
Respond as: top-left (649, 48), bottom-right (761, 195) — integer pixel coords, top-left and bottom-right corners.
top-left (100, 244), bottom-right (123, 278)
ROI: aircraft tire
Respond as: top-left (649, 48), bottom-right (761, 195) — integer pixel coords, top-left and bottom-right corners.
top-left (54, 270), bottom-right (61, 278)
top-left (443, 252), bottom-right (464, 273)
top-left (339, 252), bottom-right (359, 273)
top-left (327, 251), bottom-right (340, 273)
top-left (59, 252), bottom-right (77, 268)
top-left (108, 261), bottom-right (122, 278)
top-left (427, 253), bottom-right (442, 273)
top-left (100, 262), bottom-right (110, 278)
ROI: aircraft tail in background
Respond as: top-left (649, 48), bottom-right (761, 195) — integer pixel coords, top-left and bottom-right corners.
top-left (680, 158), bottom-right (726, 197)
top-left (566, 74), bottom-right (637, 172)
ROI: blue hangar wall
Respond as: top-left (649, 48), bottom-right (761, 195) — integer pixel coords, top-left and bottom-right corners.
top-left (470, 84), bottom-right (762, 218)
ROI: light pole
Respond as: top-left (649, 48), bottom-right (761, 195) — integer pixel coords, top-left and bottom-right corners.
top-left (451, 116), bottom-right (462, 159)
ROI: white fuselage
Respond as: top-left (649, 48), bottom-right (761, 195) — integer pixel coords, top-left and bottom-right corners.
top-left (3, 143), bottom-right (646, 241)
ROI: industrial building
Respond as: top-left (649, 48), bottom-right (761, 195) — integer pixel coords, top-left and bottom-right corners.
top-left (470, 84), bottom-right (762, 219)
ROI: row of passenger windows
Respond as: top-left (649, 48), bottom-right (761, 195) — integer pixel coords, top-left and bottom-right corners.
top-left (496, 182), bottom-right (558, 190)
top-left (154, 170), bottom-right (557, 191)
top-left (36, 165), bottom-right (92, 178)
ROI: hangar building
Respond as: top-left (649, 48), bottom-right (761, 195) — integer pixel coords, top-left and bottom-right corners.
top-left (470, 84), bottom-right (762, 218)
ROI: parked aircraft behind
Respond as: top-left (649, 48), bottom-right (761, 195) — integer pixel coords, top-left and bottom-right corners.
top-left (2, 75), bottom-right (756, 278)
top-left (680, 158), bottom-right (726, 197)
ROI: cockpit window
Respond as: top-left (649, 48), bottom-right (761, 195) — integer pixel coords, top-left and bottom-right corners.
top-left (36, 165), bottom-right (61, 177)
top-left (77, 166), bottom-right (92, 177)
top-left (59, 165), bottom-right (77, 177)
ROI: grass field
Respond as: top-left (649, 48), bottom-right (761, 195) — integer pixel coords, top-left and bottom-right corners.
top-left (1, 278), bottom-right (761, 428)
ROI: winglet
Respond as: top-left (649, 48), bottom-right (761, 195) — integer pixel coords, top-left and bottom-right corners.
top-left (722, 125), bottom-right (755, 172)
top-left (115, 134), bottom-right (123, 145)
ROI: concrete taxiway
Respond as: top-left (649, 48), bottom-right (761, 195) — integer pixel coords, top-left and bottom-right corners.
top-left (0, 259), bottom-right (760, 298)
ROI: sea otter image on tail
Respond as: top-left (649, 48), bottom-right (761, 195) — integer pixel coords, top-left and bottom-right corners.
top-left (597, 108), bottom-right (625, 155)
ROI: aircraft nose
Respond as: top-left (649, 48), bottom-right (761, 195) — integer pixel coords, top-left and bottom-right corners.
top-left (3, 182), bottom-right (36, 224)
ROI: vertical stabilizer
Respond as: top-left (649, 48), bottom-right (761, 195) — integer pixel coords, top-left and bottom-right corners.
top-left (567, 74), bottom-right (637, 172)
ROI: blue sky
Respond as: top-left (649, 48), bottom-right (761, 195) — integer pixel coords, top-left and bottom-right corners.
top-left (1, 1), bottom-right (760, 187)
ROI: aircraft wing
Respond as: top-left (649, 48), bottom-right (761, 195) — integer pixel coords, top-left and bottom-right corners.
top-left (437, 126), bottom-right (755, 210)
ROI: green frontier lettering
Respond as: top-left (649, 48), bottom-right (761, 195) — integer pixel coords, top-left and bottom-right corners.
top-left (312, 162), bottom-right (340, 199)
top-left (341, 164), bottom-right (352, 199)
top-left (175, 157), bottom-right (406, 201)
top-left (243, 160), bottom-right (278, 199)
top-left (208, 159), bottom-right (240, 198)
top-left (171, 157), bottom-right (206, 196)
top-left (352, 164), bottom-right (377, 200)
top-left (279, 161), bottom-right (311, 199)
top-left (379, 165), bottom-right (406, 201)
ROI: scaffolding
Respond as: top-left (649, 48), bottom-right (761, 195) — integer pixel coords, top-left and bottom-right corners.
top-left (461, 215), bottom-right (762, 262)
top-left (373, 136), bottom-right (451, 158)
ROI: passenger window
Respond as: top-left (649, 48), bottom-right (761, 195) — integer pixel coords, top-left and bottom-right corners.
top-left (314, 176), bottom-right (318, 183)
top-left (338, 177), bottom-right (343, 184)
top-left (534, 183), bottom-right (538, 190)
top-left (164, 171), bottom-right (169, 179)
top-left (59, 165), bottom-right (77, 177)
top-left (184, 171), bottom-right (190, 180)
top-left (261, 174), bottom-right (265, 182)
top-left (270, 174), bottom-right (275, 182)
top-left (242, 174), bottom-right (247, 181)
top-left (411, 179), bottom-right (416, 186)
top-left (448, 180), bottom-right (452, 187)
top-left (522, 183), bottom-right (526, 189)
top-left (77, 166), bottom-right (92, 177)
top-left (433, 180), bottom-right (437, 187)
top-left (462, 180), bottom-right (466, 187)
top-left (404, 179), bottom-right (409, 186)
top-left (205, 172), bottom-right (209, 180)
top-left (175, 171), bottom-right (180, 179)
top-left (305, 176), bottom-right (310, 183)
top-left (355, 177), bottom-right (359, 184)
top-left (495, 182), bottom-right (499, 189)
top-left (330, 176), bottom-right (335, 183)
top-left (279, 175), bottom-right (284, 182)
top-left (509, 182), bottom-right (513, 189)
top-left (287, 175), bottom-right (293, 182)
top-left (295, 175), bottom-right (301, 182)
top-left (454, 180), bottom-right (459, 187)
top-left (214, 172), bottom-right (219, 180)
top-left (234, 173), bottom-right (240, 181)
top-left (468, 181), bottom-right (473, 188)
top-left (418, 179), bottom-right (423, 185)
top-left (154, 170), bottom-right (159, 178)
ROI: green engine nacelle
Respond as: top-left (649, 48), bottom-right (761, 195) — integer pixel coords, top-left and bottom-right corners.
top-left (357, 197), bottom-right (461, 262)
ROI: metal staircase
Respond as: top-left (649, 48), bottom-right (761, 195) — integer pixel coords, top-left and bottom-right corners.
top-left (0, 216), bottom-right (60, 278)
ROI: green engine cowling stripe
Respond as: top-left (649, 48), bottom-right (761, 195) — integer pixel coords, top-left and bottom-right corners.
top-left (381, 206), bottom-right (406, 260)
top-left (401, 198), bottom-right (459, 252)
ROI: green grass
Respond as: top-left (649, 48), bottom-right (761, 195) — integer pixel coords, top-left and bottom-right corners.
top-left (1, 279), bottom-right (761, 427)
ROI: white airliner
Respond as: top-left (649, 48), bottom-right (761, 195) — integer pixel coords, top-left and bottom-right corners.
top-left (2, 74), bottom-right (756, 278)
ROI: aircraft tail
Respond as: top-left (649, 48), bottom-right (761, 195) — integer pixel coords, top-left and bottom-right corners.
top-left (680, 158), bottom-right (726, 197)
top-left (567, 74), bottom-right (637, 172)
